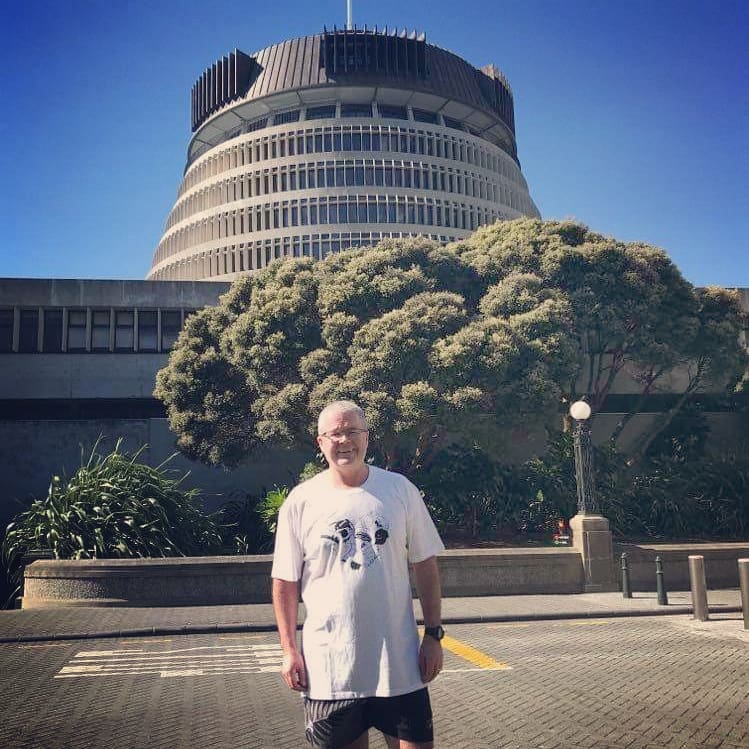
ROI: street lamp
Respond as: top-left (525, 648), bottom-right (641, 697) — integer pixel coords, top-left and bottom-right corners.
top-left (569, 400), bottom-right (599, 515)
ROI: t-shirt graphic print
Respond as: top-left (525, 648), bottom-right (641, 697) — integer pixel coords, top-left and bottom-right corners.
top-left (320, 513), bottom-right (389, 570)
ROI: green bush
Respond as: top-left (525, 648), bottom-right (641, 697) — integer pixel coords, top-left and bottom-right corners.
top-left (417, 445), bottom-right (533, 539)
top-left (213, 493), bottom-right (268, 554)
top-left (2, 440), bottom-right (222, 604)
top-left (629, 450), bottom-right (749, 539)
top-left (258, 487), bottom-right (290, 538)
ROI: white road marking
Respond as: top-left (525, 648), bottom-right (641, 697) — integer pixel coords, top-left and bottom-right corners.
top-left (56, 642), bottom-right (284, 679)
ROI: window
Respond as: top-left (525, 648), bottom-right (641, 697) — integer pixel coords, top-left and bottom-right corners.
top-left (245, 118), bottom-right (268, 133)
top-left (412, 109), bottom-right (438, 124)
top-left (66, 309), bottom-right (87, 352)
top-left (115, 310), bottom-right (134, 351)
top-left (138, 311), bottom-right (158, 352)
top-left (0, 309), bottom-right (14, 352)
top-left (274, 109), bottom-right (300, 125)
top-left (340, 103), bottom-right (371, 118)
top-left (18, 309), bottom-right (39, 352)
top-left (91, 310), bottom-right (111, 351)
top-left (43, 309), bottom-right (63, 352)
top-left (378, 104), bottom-right (408, 120)
top-left (306, 105), bottom-right (336, 121)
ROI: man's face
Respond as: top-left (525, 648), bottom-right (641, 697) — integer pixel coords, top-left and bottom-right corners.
top-left (316, 409), bottom-right (369, 474)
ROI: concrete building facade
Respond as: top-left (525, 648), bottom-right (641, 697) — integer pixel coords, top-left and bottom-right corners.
top-left (148, 27), bottom-right (540, 281)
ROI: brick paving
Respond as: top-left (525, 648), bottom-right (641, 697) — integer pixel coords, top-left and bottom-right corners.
top-left (1, 615), bottom-right (747, 748)
top-left (0, 589), bottom-right (742, 642)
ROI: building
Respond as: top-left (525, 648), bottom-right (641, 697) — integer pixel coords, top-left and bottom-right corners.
top-left (0, 28), bottom-right (746, 528)
top-left (147, 27), bottom-right (540, 281)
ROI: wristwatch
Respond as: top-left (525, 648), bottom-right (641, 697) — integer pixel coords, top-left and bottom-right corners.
top-left (424, 625), bottom-right (445, 641)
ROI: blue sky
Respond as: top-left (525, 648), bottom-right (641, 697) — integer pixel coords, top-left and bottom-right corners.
top-left (1, 0), bottom-right (747, 286)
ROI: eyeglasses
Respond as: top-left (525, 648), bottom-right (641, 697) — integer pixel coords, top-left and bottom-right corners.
top-left (318, 429), bottom-right (368, 442)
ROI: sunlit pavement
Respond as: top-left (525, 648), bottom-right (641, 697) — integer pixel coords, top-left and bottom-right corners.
top-left (2, 615), bottom-right (747, 748)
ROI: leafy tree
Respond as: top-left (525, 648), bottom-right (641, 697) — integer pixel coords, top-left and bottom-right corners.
top-left (156, 236), bottom-right (578, 475)
top-left (155, 220), bottom-right (747, 478)
top-left (454, 220), bottom-right (748, 456)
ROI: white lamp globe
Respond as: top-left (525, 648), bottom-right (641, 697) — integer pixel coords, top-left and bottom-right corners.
top-left (569, 401), bottom-right (592, 421)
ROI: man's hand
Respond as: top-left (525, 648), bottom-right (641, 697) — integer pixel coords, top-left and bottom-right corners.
top-left (281, 649), bottom-right (308, 691)
top-left (419, 634), bottom-right (443, 683)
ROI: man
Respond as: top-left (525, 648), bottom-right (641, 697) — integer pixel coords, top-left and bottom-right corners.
top-left (272, 400), bottom-right (445, 749)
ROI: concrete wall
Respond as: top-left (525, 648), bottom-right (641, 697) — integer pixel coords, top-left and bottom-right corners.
top-left (0, 419), bottom-right (312, 530)
top-left (20, 543), bottom-right (749, 608)
top-left (615, 542), bottom-right (749, 592)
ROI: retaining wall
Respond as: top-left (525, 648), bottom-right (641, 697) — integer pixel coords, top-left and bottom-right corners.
top-left (21, 542), bottom-right (749, 608)
top-left (614, 542), bottom-right (749, 592)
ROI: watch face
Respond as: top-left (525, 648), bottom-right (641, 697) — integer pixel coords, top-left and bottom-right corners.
top-left (426, 626), bottom-right (445, 640)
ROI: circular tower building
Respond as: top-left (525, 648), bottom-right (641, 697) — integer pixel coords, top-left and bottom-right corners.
top-left (148, 27), bottom-right (540, 281)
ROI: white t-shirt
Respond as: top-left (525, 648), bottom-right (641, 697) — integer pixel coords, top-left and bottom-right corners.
top-left (271, 465), bottom-right (445, 699)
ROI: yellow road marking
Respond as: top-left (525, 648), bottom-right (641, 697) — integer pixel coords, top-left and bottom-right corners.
top-left (486, 623), bottom-right (531, 629)
top-left (218, 634), bottom-right (266, 640)
top-left (440, 634), bottom-right (511, 670)
top-left (565, 620), bottom-right (612, 626)
top-left (19, 642), bottom-right (70, 649)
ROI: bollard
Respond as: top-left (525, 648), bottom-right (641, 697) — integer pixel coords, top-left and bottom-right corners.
top-left (739, 559), bottom-right (749, 631)
top-left (621, 553), bottom-right (632, 598)
top-left (655, 556), bottom-right (668, 605)
top-left (688, 555), bottom-right (709, 621)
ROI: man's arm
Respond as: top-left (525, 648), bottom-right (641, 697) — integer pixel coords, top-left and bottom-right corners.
top-left (411, 555), bottom-right (443, 683)
top-left (272, 577), bottom-right (307, 691)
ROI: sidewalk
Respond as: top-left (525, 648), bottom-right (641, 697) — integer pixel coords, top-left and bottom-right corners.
top-left (0, 588), bottom-right (742, 643)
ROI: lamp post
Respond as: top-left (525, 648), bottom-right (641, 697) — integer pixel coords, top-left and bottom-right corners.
top-left (567, 399), bottom-right (616, 591)
top-left (569, 400), bottom-right (599, 515)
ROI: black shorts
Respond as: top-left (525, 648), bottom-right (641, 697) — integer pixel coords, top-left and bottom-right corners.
top-left (304, 687), bottom-right (433, 748)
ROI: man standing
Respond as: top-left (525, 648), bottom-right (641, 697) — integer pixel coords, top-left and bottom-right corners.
top-left (272, 400), bottom-right (445, 749)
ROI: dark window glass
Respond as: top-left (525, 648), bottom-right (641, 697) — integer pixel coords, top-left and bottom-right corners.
top-left (341, 103), bottom-right (372, 118)
top-left (378, 105), bottom-right (408, 120)
top-left (19, 309), bottom-right (39, 353)
top-left (67, 309), bottom-right (87, 352)
top-left (138, 311), bottom-right (158, 352)
top-left (115, 310), bottom-right (134, 351)
top-left (0, 309), bottom-right (13, 352)
top-left (161, 309), bottom-right (182, 351)
top-left (274, 109), bottom-right (300, 124)
top-left (42, 309), bottom-right (63, 353)
top-left (91, 310), bottom-right (110, 351)
top-left (412, 109), bottom-right (438, 124)
top-left (245, 118), bottom-right (267, 133)
top-left (306, 105), bottom-right (336, 121)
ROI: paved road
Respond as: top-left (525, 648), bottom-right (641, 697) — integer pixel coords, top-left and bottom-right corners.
top-left (1, 615), bottom-right (747, 749)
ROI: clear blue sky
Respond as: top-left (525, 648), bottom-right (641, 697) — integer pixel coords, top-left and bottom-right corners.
top-left (1, 0), bottom-right (747, 286)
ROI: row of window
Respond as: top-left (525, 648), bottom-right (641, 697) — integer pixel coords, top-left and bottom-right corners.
top-left (188, 103), bottom-right (509, 166)
top-left (151, 230), bottom-right (457, 281)
top-left (0, 308), bottom-right (196, 354)
top-left (154, 194), bottom-right (502, 264)
top-left (180, 124), bottom-right (520, 199)
top-left (166, 158), bottom-right (529, 233)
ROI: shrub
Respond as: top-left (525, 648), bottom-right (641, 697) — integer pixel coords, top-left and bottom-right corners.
top-left (1, 440), bottom-right (222, 604)
top-left (258, 487), bottom-right (290, 538)
top-left (213, 493), bottom-right (267, 554)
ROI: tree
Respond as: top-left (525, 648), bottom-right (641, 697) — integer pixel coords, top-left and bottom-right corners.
top-left (454, 220), bottom-right (748, 455)
top-left (155, 236), bottom-right (578, 475)
top-left (155, 220), bottom-right (747, 477)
